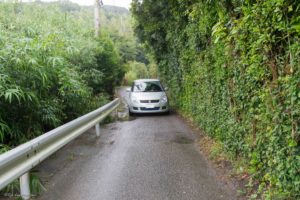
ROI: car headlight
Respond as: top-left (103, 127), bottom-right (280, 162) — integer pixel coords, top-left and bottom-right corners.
top-left (160, 95), bottom-right (168, 103)
top-left (131, 96), bottom-right (139, 104)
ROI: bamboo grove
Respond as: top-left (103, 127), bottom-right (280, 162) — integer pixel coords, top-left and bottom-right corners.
top-left (132, 0), bottom-right (300, 199)
top-left (0, 2), bottom-right (146, 151)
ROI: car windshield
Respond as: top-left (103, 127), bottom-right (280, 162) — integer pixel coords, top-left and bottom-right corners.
top-left (132, 81), bottom-right (163, 92)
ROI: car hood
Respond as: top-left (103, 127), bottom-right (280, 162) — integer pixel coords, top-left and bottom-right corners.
top-left (131, 92), bottom-right (165, 100)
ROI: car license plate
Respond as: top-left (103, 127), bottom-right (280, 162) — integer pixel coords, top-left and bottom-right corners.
top-left (146, 105), bottom-right (155, 108)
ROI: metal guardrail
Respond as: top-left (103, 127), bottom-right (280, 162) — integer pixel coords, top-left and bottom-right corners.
top-left (0, 98), bottom-right (120, 199)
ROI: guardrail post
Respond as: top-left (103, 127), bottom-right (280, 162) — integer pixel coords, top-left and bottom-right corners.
top-left (115, 108), bottom-right (119, 119)
top-left (95, 123), bottom-right (100, 137)
top-left (20, 172), bottom-right (30, 200)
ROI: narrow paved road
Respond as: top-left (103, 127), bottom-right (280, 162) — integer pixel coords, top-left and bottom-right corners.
top-left (37, 88), bottom-right (237, 200)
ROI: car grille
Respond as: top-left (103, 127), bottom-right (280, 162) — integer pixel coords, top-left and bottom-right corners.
top-left (140, 107), bottom-right (160, 111)
top-left (140, 100), bottom-right (160, 103)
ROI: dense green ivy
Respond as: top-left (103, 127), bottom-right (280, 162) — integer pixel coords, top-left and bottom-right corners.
top-left (132, 0), bottom-right (300, 198)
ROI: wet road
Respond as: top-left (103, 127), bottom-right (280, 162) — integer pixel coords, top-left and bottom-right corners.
top-left (37, 88), bottom-right (237, 200)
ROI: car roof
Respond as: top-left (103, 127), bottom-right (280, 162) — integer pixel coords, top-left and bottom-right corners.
top-left (134, 79), bottom-right (160, 82)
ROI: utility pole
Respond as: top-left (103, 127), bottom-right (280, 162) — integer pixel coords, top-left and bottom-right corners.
top-left (120, 15), bottom-right (124, 36)
top-left (94, 0), bottom-right (103, 37)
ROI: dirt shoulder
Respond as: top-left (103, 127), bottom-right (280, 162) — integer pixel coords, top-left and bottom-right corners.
top-left (176, 111), bottom-right (249, 200)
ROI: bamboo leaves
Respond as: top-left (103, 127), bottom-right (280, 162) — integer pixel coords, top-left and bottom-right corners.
top-left (3, 87), bottom-right (24, 103)
top-left (0, 2), bottom-right (127, 151)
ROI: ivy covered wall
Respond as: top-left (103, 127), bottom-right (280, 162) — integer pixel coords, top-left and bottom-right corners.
top-left (131, 0), bottom-right (300, 198)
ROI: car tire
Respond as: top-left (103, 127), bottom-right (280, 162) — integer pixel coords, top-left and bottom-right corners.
top-left (164, 110), bottom-right (170, 115)
top-left (129, 110), bottom-right (134, 117)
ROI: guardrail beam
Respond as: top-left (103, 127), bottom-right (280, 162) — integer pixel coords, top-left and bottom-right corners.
top-left (0, 98), bottom-right (120, 194)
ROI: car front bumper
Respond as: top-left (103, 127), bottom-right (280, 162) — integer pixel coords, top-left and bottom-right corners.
top-left (128, 102), bottom-right (169, 114)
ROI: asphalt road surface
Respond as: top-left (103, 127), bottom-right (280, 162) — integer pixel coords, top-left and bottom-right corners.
top-left (36, 88), bottom-right (238, 200)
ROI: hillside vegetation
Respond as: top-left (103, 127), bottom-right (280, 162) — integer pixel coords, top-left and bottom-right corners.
top-left (132, 0), bottom-right (300, 199)
top-left (0, 1), bottom-right (147, 152)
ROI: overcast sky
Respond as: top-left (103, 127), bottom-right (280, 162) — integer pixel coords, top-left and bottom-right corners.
top-left (23, 0), bottom-right (132, 8)
top-left (74, 0), bottom-right (131, 8)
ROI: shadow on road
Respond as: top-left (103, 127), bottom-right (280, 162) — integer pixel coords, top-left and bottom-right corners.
top-left (130, 111), bottom-right (171, 117)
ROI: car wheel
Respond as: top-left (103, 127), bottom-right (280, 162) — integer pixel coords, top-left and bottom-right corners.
top-left (129, 110), bottom-right (134, 116)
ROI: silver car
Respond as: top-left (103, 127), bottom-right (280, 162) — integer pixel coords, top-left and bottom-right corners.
top-left (127, 79), bottom-right (169, 115)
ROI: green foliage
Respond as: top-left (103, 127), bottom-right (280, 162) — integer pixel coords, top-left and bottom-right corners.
top-left (123, 58), bottom-right (158, 85)
top-left (70, 36), bottom-right (124, 94)
top-left (0, 1), bottom-right (128, 149)
top-left (124, 61), bottom-right (148, 85)
top-left (103, 9), bottom-right (154, 86)
top-left (132, 0), bottom-right (300, 198)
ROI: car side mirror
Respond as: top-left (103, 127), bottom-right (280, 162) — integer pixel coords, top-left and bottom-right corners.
top-left (164, 87), bottom-right (169, 91)
top-left (126, 88), bottom-right (131, 92)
